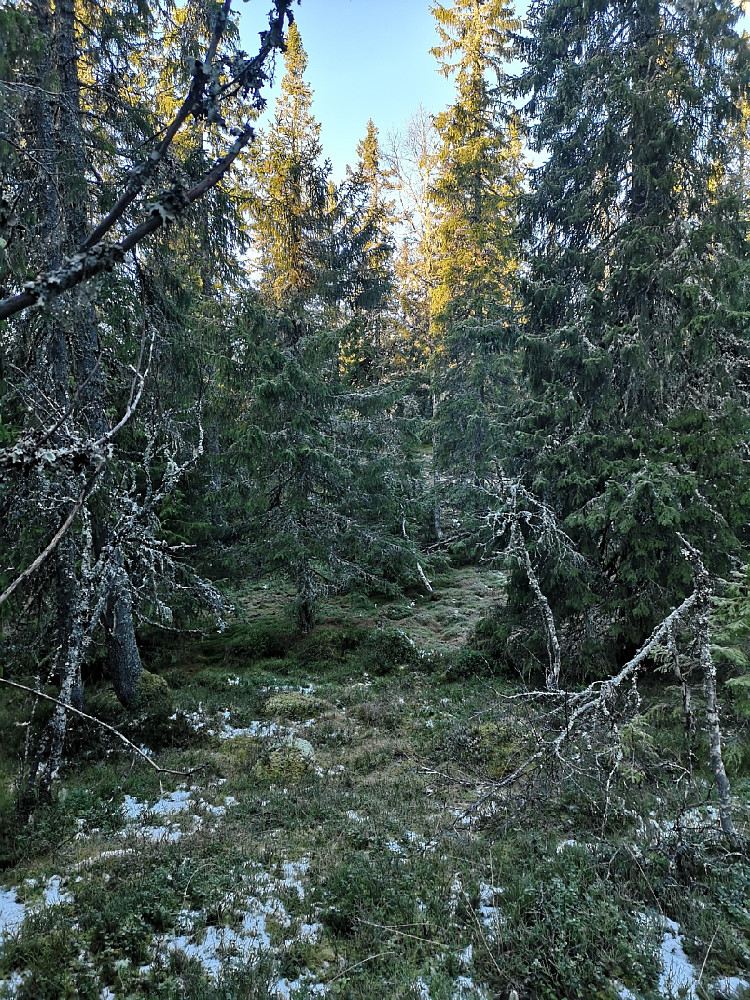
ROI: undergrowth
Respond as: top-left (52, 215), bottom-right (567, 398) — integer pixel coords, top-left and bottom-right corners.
top-left (0, 567), bottom-right (748, 999)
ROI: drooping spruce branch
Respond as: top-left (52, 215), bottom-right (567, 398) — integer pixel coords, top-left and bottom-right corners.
top-left (0, 0), bottom-right (296, 323)
top-left (475, 479), bottom-right (740, 842)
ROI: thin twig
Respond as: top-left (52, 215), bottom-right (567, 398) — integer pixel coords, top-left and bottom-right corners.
top-left (325, 951), bottom-right (396, 985)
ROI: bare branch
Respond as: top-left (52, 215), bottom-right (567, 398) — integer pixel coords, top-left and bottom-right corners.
top-left (0, 0), bottom-right (294, 323)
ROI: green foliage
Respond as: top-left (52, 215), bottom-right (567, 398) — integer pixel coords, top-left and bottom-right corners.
top-left (440, 647), bottom-right (491, 681)
top-left (429, 0), bottom-right (524, 482)
top-left (502, 0), bottom-right (750, 672)
top-left (264, 691), bottom-right (323, 720)
top-left (293, 627), bottom-right (366, 668)
top-left (0, 907), bottom-right (98, 1000)
top-left (355, 628), bottom-right (420, 676)
top-left (713, 566), bottom-right (750, 719)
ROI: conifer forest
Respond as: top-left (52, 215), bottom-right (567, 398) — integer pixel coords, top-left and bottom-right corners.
top-left (1, 0), bottom-right (750, 997)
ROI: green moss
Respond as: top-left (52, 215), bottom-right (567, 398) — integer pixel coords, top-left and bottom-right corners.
top-left (264, 691), bottom-right (323, 720)
top-left (253, 739), bottom-right (315, 781)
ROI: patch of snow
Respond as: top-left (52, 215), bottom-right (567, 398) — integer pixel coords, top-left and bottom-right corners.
top-left (150, 789), bottom-right (193, 816)
top-left (119, 787), bottom-right (237, 843)
top-left (137, 824), bottom-right (188, 843)
top-left (613, 982), bottom-right (640, 1000)
top-left (714, 977), bottom-right (750, 997)
top-left (297, 921), bottom-right (323, 945)
top-left (74, 848), bottom-right (135, 871)
top-left (42, 876), bottom-right (72, 906)
top-left (151, 858), bottom-right (318, 986)
top-left (0, 875), bottom-right (73, 947)
top-left (477, 886), bottom-right (505, 933)
top-left (640, 805), bottom-right (722, 845)
top-left (264, 684), bottom-right (316, 696)
top-left (280, 859), bottom-right (310, 899)
top-left (459, 944), bottom-right (473, 969)
top-left (274, 976), bottom-right (327, 999)
top-left (453, 974), bottom-right (489, 999)
top-left (415, 978), bottom-right (432, 1000)
top-left (220, 720), bottom-right (285, 740)
top-left (0, 887), bottom-right (26, 942)
top-left (658, 916), bottom-right (698, 999)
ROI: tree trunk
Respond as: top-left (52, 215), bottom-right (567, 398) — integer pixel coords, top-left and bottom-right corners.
top-left (53, 0), bottom-right (143, 705)
top-left (104, 552), bottom-right (142, 709)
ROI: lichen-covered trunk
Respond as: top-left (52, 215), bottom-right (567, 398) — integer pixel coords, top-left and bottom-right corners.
top-left (31, 0), bottom-right (83, 711)
top-left (685, 540), bottom-right (737, 844)
top-left (697, 601), bottom-right (737, 844)
top-left (432, 394), bottom-right (443, 543)
top-left (54, 0), bottom-right (143, 705)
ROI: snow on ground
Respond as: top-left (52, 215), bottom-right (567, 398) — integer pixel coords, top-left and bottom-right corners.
top-left (145, 857), bottom-right (326, 996)
top-left (640, 805), bottom-right (723, 845)
top-left (714, 977), bottom-right (750, 997)
top-left (118, 786), bottom-right (238, 843)
top-left (658, 916), bottom-right (698, 998)
top-left (0, 889), bottom-right (26, 943)
top-left (175, 707), bottom-right (289, 741)
top-left (617, 915), bottom-right (750, 999)
top-left (477, 882), bottom-right (504, 933)
top-left (0, 876), bottom-right (76, 996)
top-left (1, 855), bottom-right (327, 996)
top-left (0, 875), bottom-right (73, 944)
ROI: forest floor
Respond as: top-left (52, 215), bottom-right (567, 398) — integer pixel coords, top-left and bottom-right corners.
top-left (0, 567), bottom-right (748, 1000)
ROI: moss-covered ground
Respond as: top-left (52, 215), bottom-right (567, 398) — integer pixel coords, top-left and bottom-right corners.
top-left (0, 569), bottom-right (748, 999)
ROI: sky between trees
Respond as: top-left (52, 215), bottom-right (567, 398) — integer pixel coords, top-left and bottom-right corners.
top-left (239, 0), bottom-right (457, 177)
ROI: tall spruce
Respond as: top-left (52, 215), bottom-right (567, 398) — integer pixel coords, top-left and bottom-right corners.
top-left (503, 0), bottom-right (750, 674)
top-left (429, 0), bottom-right (524, 486)
top-left (244, 28), bottom-right (419, 629)
top-left (0, 0), bottom-right (291, 798)
top-left (340, 120), bottom-right (396, 380)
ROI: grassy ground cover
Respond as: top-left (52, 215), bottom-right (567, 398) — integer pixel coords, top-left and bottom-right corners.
top-left (0, 569), bottom-right (748, 999)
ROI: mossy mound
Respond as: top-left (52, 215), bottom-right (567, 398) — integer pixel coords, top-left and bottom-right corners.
top-left (264, 691), bottom-right (324, 720)
top-left (254, 738), bottom-right (315, 781)
top-left (446, 719), bottom-right (531, 779)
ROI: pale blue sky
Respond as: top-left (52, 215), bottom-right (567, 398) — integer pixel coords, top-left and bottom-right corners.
top-left (239, 0), bottom-right (748, 179)
top-left (240, 0), bottom-right (455, 177)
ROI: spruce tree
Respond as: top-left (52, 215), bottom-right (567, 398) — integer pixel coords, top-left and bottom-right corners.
top-left (429, 0), bottom-right (524, 484)
top-left (0, 0), bottom-right (291, 797)
top-left (244, 28), bottom-right (420, 630)
top-left (250, 22), bottom-right (326, 317)
top-left (340, 120), bottom-right (396, 380)
top-left (502, 0), bottom-right (750, 674)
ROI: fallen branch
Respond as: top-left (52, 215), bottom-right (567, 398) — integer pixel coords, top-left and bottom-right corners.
top-left (0, 677), bottom-right (205, 778)
top-left (455, 530), bottom-right (740, 844)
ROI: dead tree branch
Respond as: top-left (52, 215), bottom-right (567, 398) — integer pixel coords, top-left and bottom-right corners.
top-left (0, 464), bottom-right (104, 608)
top-left (0, 0), bottom-right (295, 323)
